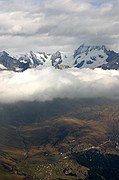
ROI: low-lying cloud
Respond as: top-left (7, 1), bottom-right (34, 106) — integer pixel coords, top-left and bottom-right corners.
top-left (0, 67), bottom-right (119, 103)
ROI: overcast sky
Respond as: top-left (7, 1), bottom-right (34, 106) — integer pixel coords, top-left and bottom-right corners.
top-left (0, 0), bottom-right (119, 55)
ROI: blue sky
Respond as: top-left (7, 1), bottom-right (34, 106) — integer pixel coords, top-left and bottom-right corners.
top-left (0, 0), bottom-right (119, 54)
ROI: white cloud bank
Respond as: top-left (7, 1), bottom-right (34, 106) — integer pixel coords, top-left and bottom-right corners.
top-left (0, 67), bottom-right (119, 103)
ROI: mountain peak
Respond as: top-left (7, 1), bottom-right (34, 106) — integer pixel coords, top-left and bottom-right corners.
top-left (0, 51), bottom-right (9, 57)
top-left (74, 44), bottom-right (107, 58)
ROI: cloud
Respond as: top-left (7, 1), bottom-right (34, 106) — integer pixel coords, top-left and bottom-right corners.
top-left (0, 67), bottom-right (119, 103)
top-left (0, 0), bottom-right (119, 54)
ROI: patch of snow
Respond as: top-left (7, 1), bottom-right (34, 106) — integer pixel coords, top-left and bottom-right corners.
top-left (0, 64), bottom-right (7, 70)
top-left (74, 49), bottom-right (108, 69)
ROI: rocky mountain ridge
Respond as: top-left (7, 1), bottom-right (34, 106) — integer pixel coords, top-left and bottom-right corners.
top-left (0, 44), bottom-right (119, 72)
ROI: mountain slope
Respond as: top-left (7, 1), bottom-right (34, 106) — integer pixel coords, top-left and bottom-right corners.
top-left (0, 98), bottom-right (119, 179)
top-left (0, 51), bottom-right (19, 71)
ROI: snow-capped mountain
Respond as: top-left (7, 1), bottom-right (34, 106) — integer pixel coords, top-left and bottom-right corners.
top-left (19, 51), bottom-right (72, 69)
top-left (0, 51), bottom-right (19, 70)
top-left (0, 44), bottom-right (119, 71)
top-left (0, 51), bottom-right (60, 71)
top-left (73, 44), bottom-right (119, 69)
top-left (19, 51), bottom-right (51, 67)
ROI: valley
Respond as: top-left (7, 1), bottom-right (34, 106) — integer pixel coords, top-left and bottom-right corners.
top-left (0, 98), bottom-right (119, 179)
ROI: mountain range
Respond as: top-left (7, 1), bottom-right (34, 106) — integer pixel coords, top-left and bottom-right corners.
top-left (0, 44), bottom-right (119, 72)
